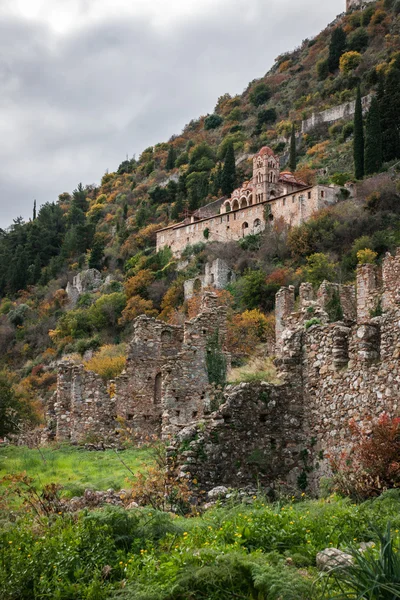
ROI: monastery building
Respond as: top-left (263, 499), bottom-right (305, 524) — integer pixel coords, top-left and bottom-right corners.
top-left (156, 146), bottom-right (339, 256)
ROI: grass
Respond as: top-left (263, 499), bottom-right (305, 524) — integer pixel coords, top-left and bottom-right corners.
top-left (0, 444), bottom-right (151, 498)
top-left (227, 356), bottom-right (281, 384)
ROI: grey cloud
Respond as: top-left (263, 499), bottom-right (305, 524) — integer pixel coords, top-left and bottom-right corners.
top-left (0, 0), bottom-right (343, 227)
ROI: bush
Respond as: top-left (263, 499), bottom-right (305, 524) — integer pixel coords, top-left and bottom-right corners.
top-left (330, 414), bottom-right (400, 499)
top-left (249, 82), bottom-right (271, 106)
top-left (357, 248), bottom-right (378, 264)
top-left (302, 253), bottom-right (337, 287)
top-left (322, 524), bottom-right (400, 599)
top-left (84, 344), bottom-right (127, 380)
top-left (204, 114), bottom-right (224, 130)
top-left (340, 51), bottom-right (362, 74)
top-left (347, 28), bottom-right (369, 52)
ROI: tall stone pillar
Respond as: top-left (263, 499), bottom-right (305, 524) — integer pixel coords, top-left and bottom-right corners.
top-left (275, 286), bottom-right (295, 350)
top-left (356, 263), bottom-right (381, 323)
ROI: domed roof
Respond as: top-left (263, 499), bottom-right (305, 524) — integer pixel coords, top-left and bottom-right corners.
top-left (255, 146), bottom-right (276, 158)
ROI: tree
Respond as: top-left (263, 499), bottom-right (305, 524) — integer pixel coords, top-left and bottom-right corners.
top-left (289, 124), bottom-right (297, 172)
top-left (171, 196), bottom-right (184, 221)
top-left (380, 68), bottom-right (400, 163)
top-left (364, 96), bottom-right (383, 175)
top-left (302, 253), bottom-right (337, 287)
top-left (0, 372), bottom-right (34, 437)
top-left (221, 142), bottom-right (236, 196)
top-left (88, 237), bottom-right (105, 270)
top-left (249, 83), bottom-right (271, 107)
top-left (204, 114), bottom-right (224, 130)
top-left (339, 51), bottom-right (362, 74)
top-left (33, 200), bottom-right (37, 221)
top-left (165, 146), bottom-right (176, 170)
top-left (353, 86), bottom-right (365, 180)
top-left (328, 26), bottom-right (347, 72)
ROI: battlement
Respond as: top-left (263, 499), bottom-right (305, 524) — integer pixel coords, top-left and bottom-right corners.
top-left (275, 249), bottom-right (400, 454)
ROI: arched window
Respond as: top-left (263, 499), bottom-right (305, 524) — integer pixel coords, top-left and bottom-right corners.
top-left (254, 218), bottom-right (261, 229)
top-left (240, 197), bottom-right (248, 208)
top-left (248, 195), bottom-right (253, 206)
top-left (232, 199), bottom-right (239, 211)
top-left (242, 222), bottom-right (249, 230)
top-left (270, 190), bottom-right (276, 199)
top-left (154, 373), bottom-right (162, 405)
top-left (224, 202), bottom-right (231, 213)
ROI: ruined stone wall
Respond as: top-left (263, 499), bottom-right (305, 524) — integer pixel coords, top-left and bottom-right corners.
top-left (276, 251), bottom-right (400, 470)
top-left (184, 259), bottom-right (235, 300)
top-left (301, 95), bottom-right (372, 134)
top-left (169, 381), bottom-right (304, 490)
top-left (162, 293), bottom-right (230, 437)
top-left (53, 363), bottom-right (116, 443)
top-left (115, 317), bottom-right (183, 438)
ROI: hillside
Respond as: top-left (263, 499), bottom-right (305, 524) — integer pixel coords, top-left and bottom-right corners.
top-left (1, 0), bottom-right (400, 431)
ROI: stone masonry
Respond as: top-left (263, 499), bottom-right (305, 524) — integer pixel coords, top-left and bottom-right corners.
top-left (184, 259), bottom-right (235, 301)
top-left (46, 292), bottom-right (229, 444)
top-left (47, 250), bottom-right (400, 492)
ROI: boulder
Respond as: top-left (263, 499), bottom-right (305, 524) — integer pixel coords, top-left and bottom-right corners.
top-left (316, 548), bottom-right (354, 572)
top-left (207, 486), bottom-right (229, 500)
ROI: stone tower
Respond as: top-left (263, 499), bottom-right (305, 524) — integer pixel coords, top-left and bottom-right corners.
top-left (252, 146), bottom-right (280, 203)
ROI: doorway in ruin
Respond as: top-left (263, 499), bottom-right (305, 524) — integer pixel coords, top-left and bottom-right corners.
top-left (154, 373), bottom-right (162, 405)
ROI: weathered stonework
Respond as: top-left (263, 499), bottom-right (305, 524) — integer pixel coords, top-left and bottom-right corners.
top-left (275, 251), bottom-right (400, 475)
top-left (46, 293), bottom-right (229, 444)
top-left (301, 95), bottom-right (372, 134)
top-left (184, 259), bottom-right (235, 300)
top-left (66, 269), bottom-right (103, 306)
top-left (47, 250), bottom-right (400, 493)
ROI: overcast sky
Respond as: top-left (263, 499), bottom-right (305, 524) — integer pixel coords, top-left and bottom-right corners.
top-left (0, 0), bottom-right (344, 228)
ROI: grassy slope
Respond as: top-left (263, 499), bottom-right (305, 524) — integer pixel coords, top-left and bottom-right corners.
top-left (0, 445), bottom-right (151, 498)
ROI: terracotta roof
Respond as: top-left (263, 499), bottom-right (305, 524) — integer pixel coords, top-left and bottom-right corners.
top-left (279, 171), bottom-right (307, 187)
top-left (256, 146), bottom-right (275, 158)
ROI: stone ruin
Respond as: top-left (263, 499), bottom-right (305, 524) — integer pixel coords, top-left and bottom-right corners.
top-left (44, 292), bottom-right (229, 444)
top-left (46, 250), bottom-right (400, 492)
top-left (184, 259), bottom-right (235, 301)
top-left (66, 269), bottom-right (103, 306)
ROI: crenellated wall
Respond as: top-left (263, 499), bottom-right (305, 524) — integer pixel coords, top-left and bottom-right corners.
top-left (275, 250), bottom-right (400, 464)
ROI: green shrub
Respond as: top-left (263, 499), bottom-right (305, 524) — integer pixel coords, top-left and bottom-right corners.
top-left (204, 114), bottom-right (224, 130)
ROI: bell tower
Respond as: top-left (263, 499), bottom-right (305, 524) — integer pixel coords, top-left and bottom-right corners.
top-left (252, 147), bottom-right (280, 203)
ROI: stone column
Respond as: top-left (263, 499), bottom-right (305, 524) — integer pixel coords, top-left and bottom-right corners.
top-left (275, 286), bottom-right (295, 349)
top-left (356, 263), bottom-right (381, 323)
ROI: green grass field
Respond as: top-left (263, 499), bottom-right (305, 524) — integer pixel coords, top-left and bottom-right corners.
top-left (0, 444), bottom-right (151, 498)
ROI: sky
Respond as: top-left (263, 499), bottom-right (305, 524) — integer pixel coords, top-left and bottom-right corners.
top-left (0, 0), bottom-right (344, 228)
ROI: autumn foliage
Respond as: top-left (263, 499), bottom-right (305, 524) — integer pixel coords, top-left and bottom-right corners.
top-left (329, 413), bottom-right (400, 499)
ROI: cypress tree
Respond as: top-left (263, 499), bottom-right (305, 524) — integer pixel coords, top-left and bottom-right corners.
top-left (364, 96), bottom-right (382, 175)
top-left (328, 26), bottom-right (347, 73)
top-left (289, 124), bottom-right (297, 172)
top-left (353, 86), bottom-right (365, 179)
top-left (88, 238), bottom-right (104, 270)
top-left (221, 142), bottom-right (236, 196)
top-left (33, 199), bottom-right (37, 220)
top-left (381, 68), bottom-right (400, 163)
top-left (166, 146), bottom-right (176, 170)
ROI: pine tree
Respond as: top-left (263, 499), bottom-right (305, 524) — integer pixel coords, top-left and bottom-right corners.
top-left (221, 142), bottom-right (236, 196)
top-left (33, 199), bottom-right (37, 220)
top-left (381, 68), bottom-right (400, 163)
top-left (328, 27), bottom-right (347, 73)
top-left (166, 146), bottom-right (176, 170)
top-left (353, 86), bottom-right (365, 180)
top-left (289, 124), bottom-right (297, 172)
top-left (364, 96), bottom-right (382, 175)
top-left (212, 163), bottom-right (223, 196)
